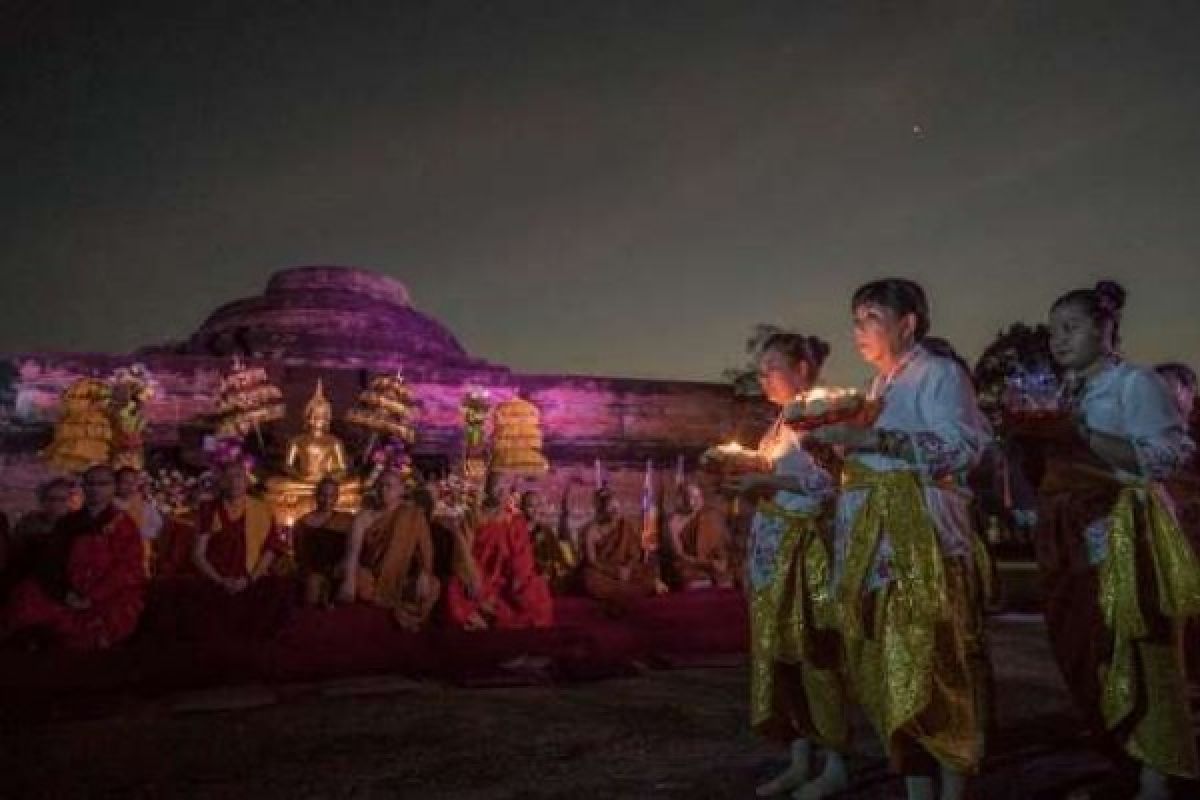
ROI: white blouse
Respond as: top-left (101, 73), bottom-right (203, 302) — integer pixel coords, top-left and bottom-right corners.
top-left (1072, 360), bottom-right (1195, 563)
top-left (746, 414), bottom-right (835, 590)
top-left (833, 345), bottom-right (992, 589)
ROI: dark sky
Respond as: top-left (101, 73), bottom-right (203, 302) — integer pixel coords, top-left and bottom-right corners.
top-left (3, 0), bottom-right (1199, 385)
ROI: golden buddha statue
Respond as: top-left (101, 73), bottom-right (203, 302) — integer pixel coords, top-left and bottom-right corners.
top-left (267, 379), bottom-right (362, 522)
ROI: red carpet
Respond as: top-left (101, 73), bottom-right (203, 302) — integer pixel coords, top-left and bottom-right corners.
top-left (0, 588), bottom-right (748, 715)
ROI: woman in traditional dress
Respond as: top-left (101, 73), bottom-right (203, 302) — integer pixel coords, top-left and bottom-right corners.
top-left (1034, 282), bottom-right (1199, 799)
top-left (338, 469), bottom-right (439, 631)
top-left (810, 279), bottom-right (991, 800)
top-left (294, 477), bottom-right (354, 607)
top-left (724, 332), bottom-right (849, 800)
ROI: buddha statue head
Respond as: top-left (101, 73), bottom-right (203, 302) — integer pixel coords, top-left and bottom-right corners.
top-left (304, 379), bottom-right (333, 436)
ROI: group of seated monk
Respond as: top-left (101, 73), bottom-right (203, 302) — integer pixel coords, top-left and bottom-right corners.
top-left (0, 464), bottom-right (737, 651)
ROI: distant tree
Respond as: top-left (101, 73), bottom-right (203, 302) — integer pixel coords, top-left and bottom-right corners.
top-left (973, 322), bottom-right (1057, 425)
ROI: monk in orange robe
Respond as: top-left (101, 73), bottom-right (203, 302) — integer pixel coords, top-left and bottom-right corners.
top-left (338, 469), bottom-right (439, 631)
top-left (580, 488), bottom-right (658, 606)
top-left (445, 492), bottom-right (554, 630)
top-left (666, 483), bottom-right (733, 590)
top-left (2, 465), bottom-right (145, 650)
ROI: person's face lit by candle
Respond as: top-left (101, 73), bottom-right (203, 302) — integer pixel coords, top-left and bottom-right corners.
top-left (757, 347), bottom-right (812, 406)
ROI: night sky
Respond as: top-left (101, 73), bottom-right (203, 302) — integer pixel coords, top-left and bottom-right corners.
top-left (4, 0), bottom-right (1199, 386)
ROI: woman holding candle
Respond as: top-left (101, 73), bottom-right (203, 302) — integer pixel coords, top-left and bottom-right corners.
top-left (809, 279), bottom-right (991, 800)
top-left (723, 331), bottom-right (850, 800)
top-left (1033, 282), bottom-right (1198, 799)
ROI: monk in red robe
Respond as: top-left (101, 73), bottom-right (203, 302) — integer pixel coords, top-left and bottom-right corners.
top-left (164, 462), bottom-right (294, 641)
top-left (338, 469), bottom-right (440, 631)
top-left (445, 491), bottom-right (554, 630)
top-left (2, 465), bottom-right (145, 650)
top-left (580, 488), bottom-right (659, 607)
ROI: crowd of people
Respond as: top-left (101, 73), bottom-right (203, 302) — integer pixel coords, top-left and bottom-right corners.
top-left (0, 455), bottom-right (736, 644)
top-left (1, 275), bottom-right (1198, 800)
top-left (723, 278), bottom-right (1198, 800)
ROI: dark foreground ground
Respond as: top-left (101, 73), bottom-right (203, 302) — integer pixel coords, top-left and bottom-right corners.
top-left (2, 615), bottom-right (1195, 799)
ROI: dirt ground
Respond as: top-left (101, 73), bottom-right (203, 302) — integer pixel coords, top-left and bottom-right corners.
top-left (2, 615), bottom-right (1194, 799)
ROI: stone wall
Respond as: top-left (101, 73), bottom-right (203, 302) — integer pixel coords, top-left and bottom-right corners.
top-left (0, 352), bottom-right (766, 519)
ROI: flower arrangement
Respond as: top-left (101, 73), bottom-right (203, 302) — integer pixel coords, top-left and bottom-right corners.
top-left (110, 363), bottom-right (158, 470)
top-left (42, 378), bottom-right (114, 472)
top-left (147, 468), bottom-right (200, 517)
top-left (973, 323), bottom-right (1059, 428)
top-left (366, 439), bottom-right (414, 487)
top-left (461, 387), bottom-right (491, 451)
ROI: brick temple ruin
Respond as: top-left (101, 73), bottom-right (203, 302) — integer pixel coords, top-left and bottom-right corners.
top-left (0, 266), bottom-right (765, 522)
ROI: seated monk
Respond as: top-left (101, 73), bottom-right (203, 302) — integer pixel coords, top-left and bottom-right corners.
top-left (2, 476), bottom-right (74, 600)
top-left (1, 465), bottom-right (145, 650)
top-left (338, 469), bottom-right (439, 632)
top-left (520, 488), bottom-right (578, 594)
top-left (177, 462), bottom-right (294, 641)
top-left (666, 483), bottom-right (733, 590)
top-left (445, 490), bottom-right (554, 630)
top-left (580, 487), bottom-right (658, 606)
top-left (115, 466), bottom-right (164, 576)
top-left (294, 476), bottom-right (353, 607)
top-left (153, 478), bottom-right (216, 578)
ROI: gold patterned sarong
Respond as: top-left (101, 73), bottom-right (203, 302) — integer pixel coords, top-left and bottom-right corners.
top-left (749, 502), bottom-right (849, 749)
top-left (839, 463), bottom-right (986, 774)
top-left (1097, 482), bottom-right (1200, 777)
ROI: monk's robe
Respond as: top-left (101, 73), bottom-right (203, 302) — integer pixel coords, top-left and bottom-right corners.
top-left (2, 505), bottom-right (145, 650)
top-left (153, 497), bottom-right (294, 642)
top-left (581, 516), bottom-right (657, 605)
top-left (669, 507), bottom-right (733, 590)
top-left (530, 522), bottom-right (579, 594)
top-left (1031, 361), bottom-right (1199, 779)
top-left (2, 512), bottom-right (60, 601)
top-left (294, 510), bottom-right (353, 605)
top-left (355, 503), bottom-right (439, 626)
top-left (154, 513), bottom-right (198, 578)
top-left (116, 494), bottom-right (163, 576)
top-left (446, 512), bottom-right (554, 629)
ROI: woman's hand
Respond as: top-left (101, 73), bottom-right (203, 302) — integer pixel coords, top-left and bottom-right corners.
top-left (809, 424), bottom-right (878, 451)
top-left (723, 473), bottom-right (774, 498)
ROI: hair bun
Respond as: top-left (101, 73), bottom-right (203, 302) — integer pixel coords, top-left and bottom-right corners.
top-left (1094, 280), bottom-right (1126, 313)
top-left (807, 336), bottom-right (831, 368)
